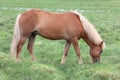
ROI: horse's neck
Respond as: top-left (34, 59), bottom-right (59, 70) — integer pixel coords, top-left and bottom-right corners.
top-left (82, 35), bottom-right (95, 48)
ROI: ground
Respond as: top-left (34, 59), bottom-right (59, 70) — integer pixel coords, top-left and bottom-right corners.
top-left (0, 0), bottom-right (120, 80)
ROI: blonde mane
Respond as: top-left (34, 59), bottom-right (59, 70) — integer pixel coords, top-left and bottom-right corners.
top-left (72, 11), bottom-right (105, 50)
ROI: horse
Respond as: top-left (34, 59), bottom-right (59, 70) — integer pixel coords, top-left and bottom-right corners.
top-left (10, 9), bottom-right (105, 64)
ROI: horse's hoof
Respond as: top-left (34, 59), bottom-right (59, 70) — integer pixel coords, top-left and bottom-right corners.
top-left (32, 59), bottom-right (36, 62)
top-left (61, 61), bottom-right (65, 64)
top-left (16, 59), bottom-right (20, 62)
top-left (78, 60), bottom-right (83, 64)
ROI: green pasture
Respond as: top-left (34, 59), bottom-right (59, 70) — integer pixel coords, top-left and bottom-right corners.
top-left (0, 0), bottom-right (120, 80)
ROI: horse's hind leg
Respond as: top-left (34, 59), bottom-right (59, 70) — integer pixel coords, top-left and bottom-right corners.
top-left (27, 32), bottom-right (36, 61)
top-left (71, 38), bottom-right (83, 64)
top-left (61, 40), bottom-right (71, 64)
top-left (17, 36), bottom-right (27, 61)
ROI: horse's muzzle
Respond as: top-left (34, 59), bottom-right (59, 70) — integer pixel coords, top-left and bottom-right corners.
top-left (93, 58), bottom-right (100, 63)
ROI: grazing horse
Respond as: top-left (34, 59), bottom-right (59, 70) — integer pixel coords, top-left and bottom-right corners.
top-left (10, 9), bottom-right (105, 64)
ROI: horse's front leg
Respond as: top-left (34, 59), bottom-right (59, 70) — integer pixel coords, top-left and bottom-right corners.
top-left (61, 40), bottom-right (71, 64)
top-left (71, 38), bottom-right (83, 64)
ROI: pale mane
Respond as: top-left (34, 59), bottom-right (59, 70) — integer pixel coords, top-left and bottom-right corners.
top-left (72, 11), bottom-right (105, 50)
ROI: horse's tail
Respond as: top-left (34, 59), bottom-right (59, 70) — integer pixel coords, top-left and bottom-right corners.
top-left (10, 14), bottom-right (21, 59)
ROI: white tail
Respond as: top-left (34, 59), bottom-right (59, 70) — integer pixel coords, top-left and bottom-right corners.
top-left (10, 14), bottom-right (21, 59)
top-left (72, 11), bottom-right (105, 50)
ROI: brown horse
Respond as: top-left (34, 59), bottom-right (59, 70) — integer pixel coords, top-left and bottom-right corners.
top-left (10, 9), bottom-right (105, 64)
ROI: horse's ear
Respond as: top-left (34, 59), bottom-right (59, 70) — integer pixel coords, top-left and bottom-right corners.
top-left (100, 41), bottom-right (104, 47)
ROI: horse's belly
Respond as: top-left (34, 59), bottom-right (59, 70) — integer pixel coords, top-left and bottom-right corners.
top-left (38, 33), bottom-right (64, 40)
top-left (38, 29), bottom-right (65, 40)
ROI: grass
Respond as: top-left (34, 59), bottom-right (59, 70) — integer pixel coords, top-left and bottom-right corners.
top-left (0, 0), bottom-right (120, 80)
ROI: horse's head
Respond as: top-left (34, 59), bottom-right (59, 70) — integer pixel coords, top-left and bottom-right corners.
top-left (90, 41), bottom-right (104, 63)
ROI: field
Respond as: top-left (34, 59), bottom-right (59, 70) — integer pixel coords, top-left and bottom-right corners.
top-left (0, 0), bottom-right (120, 80)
